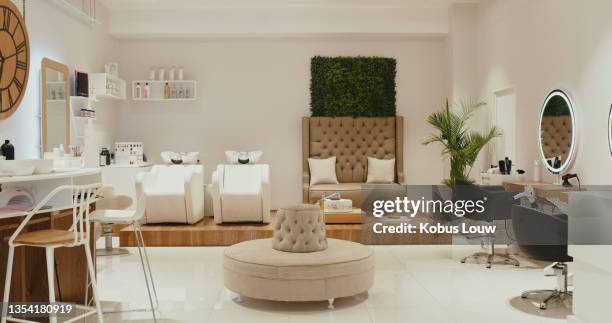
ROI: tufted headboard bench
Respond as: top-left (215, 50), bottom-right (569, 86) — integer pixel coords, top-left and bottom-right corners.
top-left (302, 116), bottom-right (404, 207)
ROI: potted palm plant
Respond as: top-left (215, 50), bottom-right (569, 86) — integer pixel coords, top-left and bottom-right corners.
top-left (423, 99), bottom-right (501, 187)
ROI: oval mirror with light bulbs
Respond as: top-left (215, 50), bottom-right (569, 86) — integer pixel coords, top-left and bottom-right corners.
top-left (538, 89), bottom-right (577, 174)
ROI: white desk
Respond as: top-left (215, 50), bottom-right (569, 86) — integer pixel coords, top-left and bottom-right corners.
top-left (0, 168), bottom-right (101, 218)
top-left (0, 168), bottom-right (101, 304)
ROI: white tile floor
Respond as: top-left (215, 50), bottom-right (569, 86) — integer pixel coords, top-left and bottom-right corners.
top-left (92, 244), bottom-right (571, 323)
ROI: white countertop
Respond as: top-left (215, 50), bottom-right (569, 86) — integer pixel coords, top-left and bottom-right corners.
top-left (0, 168), bottom-right (101, 184)
top-left (0, 197), bottom-right (101, 219)
top-left (102, 163), bottom-right (152, 168)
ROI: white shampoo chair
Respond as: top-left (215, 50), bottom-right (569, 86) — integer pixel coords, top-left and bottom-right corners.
top-left (211, 164), bottom-right (270, 224)
top-left (136, 164), bottom-right (204, 224)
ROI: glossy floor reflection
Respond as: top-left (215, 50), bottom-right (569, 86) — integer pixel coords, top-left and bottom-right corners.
top-left (91, 245), bottom-right (570, 323)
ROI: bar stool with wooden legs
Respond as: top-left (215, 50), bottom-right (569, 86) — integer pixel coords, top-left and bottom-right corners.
top-left (1, 184), bottom-right (104, 323)
top-left (90, 195), bottom-right (158, 322)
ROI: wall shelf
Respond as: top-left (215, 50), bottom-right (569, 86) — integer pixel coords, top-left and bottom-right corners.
top-left (74, 116), bottom-right (96, 121)
top-left (51, 0), bottom-right (100, 25)
top-left (131, 80), bottom-right (197, 101)
top-left (91, 73), bottom-right (126, 100)
top-left (132, 98), bottom-right (196, 102)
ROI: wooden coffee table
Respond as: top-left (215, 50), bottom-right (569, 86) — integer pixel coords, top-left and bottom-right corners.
top-left (324, 208), bottom-right (363, 224)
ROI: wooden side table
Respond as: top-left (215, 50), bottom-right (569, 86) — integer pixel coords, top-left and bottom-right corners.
top-left (324, 208), bottom-right (363, 224)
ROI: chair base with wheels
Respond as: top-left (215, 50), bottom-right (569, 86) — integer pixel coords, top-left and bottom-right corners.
top-left (90, 196), bottom-right (158, 322)
top-left (521, 262), bottom-right (572, 310)
top-left (460, 237), bottom-right (520, 269)
top-left (512, 205), bottom-right (574, 311)
top-left (455, 185), bottom-right (521, 269)
top-left (1, 184), bottom-right (104, 323)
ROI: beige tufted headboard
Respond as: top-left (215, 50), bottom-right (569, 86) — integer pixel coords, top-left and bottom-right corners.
top-left (302, 117), bottom-right (404, 183)
top-left (540, 115), bottom-right (572, 162)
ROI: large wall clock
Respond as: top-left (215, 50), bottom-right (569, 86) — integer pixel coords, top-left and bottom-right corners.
top-left (0, 0), bottom-right (29, 120)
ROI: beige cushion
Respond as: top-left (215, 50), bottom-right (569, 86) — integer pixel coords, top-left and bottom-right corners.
top-left (225, 238), bottom-right (373, 280)
top-left (366, 157), bottom-right (395, 183)
top-left (272, 205), bottom-right (327, 252)
top-left (308, 157), bottom-right (339, 185)
top-left (224, 266), bottom-right (373, 302)
top-left (224, 239), bottom-right (375, 301)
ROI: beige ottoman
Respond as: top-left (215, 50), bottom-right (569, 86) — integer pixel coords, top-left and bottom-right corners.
top-left (272, 204), bottom-right (327, 252)
top-left (223, 238), bottom-right (374, 308)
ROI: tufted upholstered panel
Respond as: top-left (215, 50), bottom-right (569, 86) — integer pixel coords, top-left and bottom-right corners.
top-left (272, 205), bottom-right (327, 253)
top-left (540, 115), bottom-right (572, 162)
top-left (307, 117), bottom-right (397, 183)
top-left (302, 116), bottom-right (404, 206)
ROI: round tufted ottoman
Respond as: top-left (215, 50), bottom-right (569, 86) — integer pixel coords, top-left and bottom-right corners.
top-left (272, 204), bottom-right (327, 252)
top-left (223, 238), bottom-right (374, 307)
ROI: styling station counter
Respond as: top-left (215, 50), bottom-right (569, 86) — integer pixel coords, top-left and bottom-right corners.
top-left (0, 168), bottom-right (101, 305)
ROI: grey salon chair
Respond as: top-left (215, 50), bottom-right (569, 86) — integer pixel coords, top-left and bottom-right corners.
top-left (512, 204), bottom-right (572, 310)
top-left (455, 184), bottom-right (520, 268)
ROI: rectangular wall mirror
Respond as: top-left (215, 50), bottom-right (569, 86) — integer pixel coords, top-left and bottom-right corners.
top-left (41, 57), bottom-right (70, 155)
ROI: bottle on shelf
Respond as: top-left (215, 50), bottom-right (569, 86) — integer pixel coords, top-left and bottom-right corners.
top-left (149, 67), bottom-right (156, 80)
top-left (143, 82), bottom-right (150, 99)
top-left (135, 82), bottom-right (142, 99)
top-left (164, 82), bottom-right (171, 99)
top-left (158, 68), bottom-right (165, 81)
top-left (171, 85), bottom-right (177, 99)
top-left (169, 66), bottom-right (175, 81)
top-left (178, 66), bottom-right (184, 81)
top-left (1, 140), bottom-right (15, 160)
top-left (99, 148), bottom-right (111, 167)
top-left (178, 86), bottom-right (184, 99)
top-left (185, 87), bottom-right (190, 99)
top-left (533, 160), bottom-right (541, 182)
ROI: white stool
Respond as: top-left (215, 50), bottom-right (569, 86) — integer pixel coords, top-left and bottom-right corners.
top-left (2, 184), bottom-right (104, 323)
top-left (90, 195), bottom-right (158, 322)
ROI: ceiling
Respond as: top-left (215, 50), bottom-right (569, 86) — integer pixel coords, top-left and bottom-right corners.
top-left (99, 0), bottom-right (479, 10)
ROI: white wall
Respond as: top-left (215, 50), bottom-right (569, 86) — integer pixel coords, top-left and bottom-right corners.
top-left (115, 37), bottom-right (447, 208)
top-left (107, 0), bottom-right (453, 38)
top-left (448, 3), bottom-right (478, 102)
top-left (0, 0), bottom-right (117, 159)
top-left (477, 0), bottom-right (612, 184)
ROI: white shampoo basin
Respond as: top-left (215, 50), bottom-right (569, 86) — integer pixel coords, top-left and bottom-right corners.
top-left (0, 160), bottom-right (54, 176)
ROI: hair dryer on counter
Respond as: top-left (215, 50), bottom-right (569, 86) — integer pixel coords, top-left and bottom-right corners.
top-left (513, 185), bottom-right (537, 207)
top-left (561, 173), bottom-right (580, 188)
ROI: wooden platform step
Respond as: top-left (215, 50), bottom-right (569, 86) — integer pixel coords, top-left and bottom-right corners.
top-left (119, 212), bottom-right (452, 247)
top-left (120, 213), bottom-right (361, 247)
